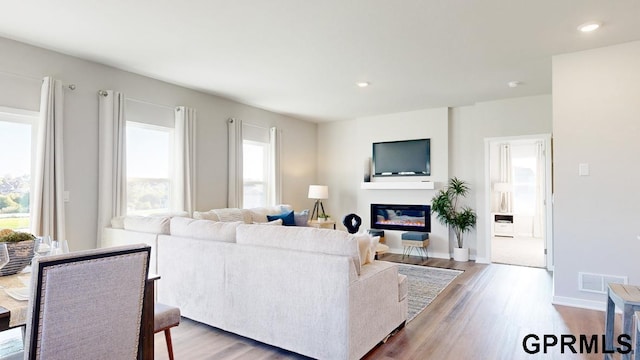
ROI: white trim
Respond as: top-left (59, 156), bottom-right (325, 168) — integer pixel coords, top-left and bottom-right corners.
top-left (0, 106), bottom-right (39, 117)
top-left (360, 181), bottom-right (434, 190)
top-left (551, 296), bottom-right (607, 312)
top-left (474, 257), bottom-right (491, 264)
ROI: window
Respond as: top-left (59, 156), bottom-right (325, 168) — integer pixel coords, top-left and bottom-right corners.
top-left (0, 107), bottom-right (38, 230)
top-left (126, 122), bottom-right (173, 215)
top-left (242, 140), bottom-right (270, 208)
top-left (511, 144), bottom-right (537, 216)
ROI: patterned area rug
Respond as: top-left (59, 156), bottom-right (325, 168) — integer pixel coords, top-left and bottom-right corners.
top-left (397, 264), bottom-right (463, 322)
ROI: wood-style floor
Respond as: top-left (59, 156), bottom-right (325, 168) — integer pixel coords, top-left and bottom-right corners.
top-left (154, 255), bottom-right (609, 360)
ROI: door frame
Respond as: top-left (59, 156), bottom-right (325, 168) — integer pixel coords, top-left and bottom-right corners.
top-left (483, 134), bottom-right (553, 271)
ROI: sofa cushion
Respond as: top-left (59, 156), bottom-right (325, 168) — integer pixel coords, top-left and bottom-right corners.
top-left (123, 216), bottom-right (170, 234)
top-left (235, 224), bottom-right (362, 275)
top-left (266, 210), bottom-right (295, 226)
top-left (170, 217), bottom-right (241, 242)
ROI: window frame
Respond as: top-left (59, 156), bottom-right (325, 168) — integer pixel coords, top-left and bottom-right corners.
top-left (0, 106), bottom-right (39, 230)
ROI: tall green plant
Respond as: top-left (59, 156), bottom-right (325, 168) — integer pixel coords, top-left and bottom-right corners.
top-left (431, 177), bottom-right (477, 249)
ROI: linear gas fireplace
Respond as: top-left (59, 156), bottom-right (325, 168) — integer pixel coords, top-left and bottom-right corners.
top-left (370, 203), bottom-right (431, 233)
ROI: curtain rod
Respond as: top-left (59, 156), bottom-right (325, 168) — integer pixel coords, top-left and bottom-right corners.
top-left (0, 69), bottom-right (76, 90)
top-left (97, 90), bottom-right (175, 111)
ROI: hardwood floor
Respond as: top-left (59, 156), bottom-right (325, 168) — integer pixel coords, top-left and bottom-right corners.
top-left (154, 256), bottom-right (609, 360)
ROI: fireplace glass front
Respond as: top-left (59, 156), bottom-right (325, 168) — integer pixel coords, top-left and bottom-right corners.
top-left (370, 203), bottom-right (431, 233)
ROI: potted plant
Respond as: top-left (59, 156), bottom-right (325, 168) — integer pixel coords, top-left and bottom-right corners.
top-left (0, 229), bottom-right (36, 276)
top-left (318, 214), bottom-right (331, 222)
top-left (431, 177), bottom-right (477, 262)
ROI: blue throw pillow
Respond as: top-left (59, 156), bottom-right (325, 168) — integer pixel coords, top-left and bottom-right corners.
top-left (267, 210), bottom-right (296, 226)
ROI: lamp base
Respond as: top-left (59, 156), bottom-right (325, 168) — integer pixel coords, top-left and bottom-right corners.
top-left (310, 200), bottom-right (326, 220)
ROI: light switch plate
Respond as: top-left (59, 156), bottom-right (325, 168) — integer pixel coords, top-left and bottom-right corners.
top-left (579, 163), bottom-right (589, 176)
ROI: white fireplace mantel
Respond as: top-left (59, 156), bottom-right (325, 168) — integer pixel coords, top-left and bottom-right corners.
top-left (360, 181), bottom-right (435, 190)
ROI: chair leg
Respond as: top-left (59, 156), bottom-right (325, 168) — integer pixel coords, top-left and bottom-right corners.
top-left (164, 328), bottom-right (174, 360)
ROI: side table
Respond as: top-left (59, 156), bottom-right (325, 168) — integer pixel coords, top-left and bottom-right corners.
top-left (401, 232), bottom-right (429, 260)
top-left (605, 283), bottom-right (640, 360)
top-left (307, 220), bottom-right (336, 230)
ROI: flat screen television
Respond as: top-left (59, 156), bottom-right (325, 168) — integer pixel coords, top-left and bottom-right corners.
top-left (372, 138), bottom-right (430, 177)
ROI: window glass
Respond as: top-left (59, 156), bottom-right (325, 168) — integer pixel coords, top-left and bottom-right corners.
top-left (0, 109), bottom-right (36, 230)
top-left (511, 144), bottom-right (537, 216)
top-left (243, 140), bottom-right (269, 208)
top-left (126, 122), bottom-right (173, 215)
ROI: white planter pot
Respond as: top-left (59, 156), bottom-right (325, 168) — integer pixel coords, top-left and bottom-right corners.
top-left (452, 247), bottom-right (469, 262)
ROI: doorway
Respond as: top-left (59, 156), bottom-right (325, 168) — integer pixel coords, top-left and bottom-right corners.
top-left (484, 135), bottom-right (553, 270)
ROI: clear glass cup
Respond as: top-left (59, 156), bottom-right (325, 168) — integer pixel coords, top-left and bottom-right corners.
top-left (36, 235), bottom-right (52, 256)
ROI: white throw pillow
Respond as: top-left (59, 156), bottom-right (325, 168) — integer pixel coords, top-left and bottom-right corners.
top-left (355, 234), bottom-right (380, 265)
top-left (193, 210), bottom-right (220, 221)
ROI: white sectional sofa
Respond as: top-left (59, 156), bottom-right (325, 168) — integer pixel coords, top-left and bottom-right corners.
top-left (102, 207), bottom-right (408, 360)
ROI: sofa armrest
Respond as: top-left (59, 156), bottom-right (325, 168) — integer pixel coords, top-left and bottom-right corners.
top-left (348, 261), bottom-right (407, 360)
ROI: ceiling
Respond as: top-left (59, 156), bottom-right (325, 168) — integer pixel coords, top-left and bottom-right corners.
top-left (1, 1), bottom-right (640, 122)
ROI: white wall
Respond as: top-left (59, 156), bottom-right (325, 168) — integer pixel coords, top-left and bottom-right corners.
top-left (319, 96), bottom-right (551, 260)
top-left (552, 41), bottom-right (640, 309)
top-left (0, 36), bottom-right (317, 251)
top-left (446, 95), bottom-right (551, 261)
top-left (319, 108), bottom-right (450, 257)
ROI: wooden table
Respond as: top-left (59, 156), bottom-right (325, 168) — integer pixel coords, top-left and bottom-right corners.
top-left (0, 272), bottom-right (160, 360)
top-left (307, 220), bottom-right (336, 229)
top-left (605, 283), bottom-right (640, 360)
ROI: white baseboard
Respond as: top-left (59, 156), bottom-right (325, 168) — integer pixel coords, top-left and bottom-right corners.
top-left (552, 296), bottom-right (606, 312)
top-left (474, 257), bottom-right (491, 264)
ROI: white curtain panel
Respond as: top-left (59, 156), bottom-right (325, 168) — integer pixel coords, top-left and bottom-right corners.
top-left (173, 106), bottom-right (197, 214)
top-left (97, 90), bottom-right (127, 246)
top-left (31, 77), bottom-right (66, 241)
top-left (268, 127), bottom-right (281, 206)
top-left (499, 143), bottom-right (512, 213)
top-left (533, 141), bottom-right (545, 238)
top-left (227, 118), bottom-right (243, 208)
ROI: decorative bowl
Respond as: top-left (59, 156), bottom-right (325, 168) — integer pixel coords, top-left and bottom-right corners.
top-left (0, 240), bottom-right (35, 276)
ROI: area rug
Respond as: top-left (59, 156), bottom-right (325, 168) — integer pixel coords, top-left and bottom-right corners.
top-left (397, 264), bottom-right (463, 322)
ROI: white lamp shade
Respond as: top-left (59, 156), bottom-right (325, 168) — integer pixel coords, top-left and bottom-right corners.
top-left (493, 182), bottom-right (512, 192)
top-left (308, 185), bottom-right (329, 199)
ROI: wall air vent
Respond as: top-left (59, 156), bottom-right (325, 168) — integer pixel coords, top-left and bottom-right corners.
top-left (579, 272), bottom-right (627, 294)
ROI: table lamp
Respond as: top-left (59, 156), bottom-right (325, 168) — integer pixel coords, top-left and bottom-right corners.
top-left (308, 185), bottom-right (329, 220)
top-left (493, 182), bottom-right (512, 213)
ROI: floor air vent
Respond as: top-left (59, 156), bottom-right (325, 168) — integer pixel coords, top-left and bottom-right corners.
top-left (579, 272), bottom-right (627, 294)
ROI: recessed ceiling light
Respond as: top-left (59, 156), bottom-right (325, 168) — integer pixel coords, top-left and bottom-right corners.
top-left (356, 82), bottom-right (370, 88)
top-left (578, 21), bottom-right (601, 32)
top-left (508, 81), bottom-right (521, 88)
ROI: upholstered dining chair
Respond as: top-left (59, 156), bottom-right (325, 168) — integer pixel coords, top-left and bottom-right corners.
top-left (22, 244), bottom-right (151, 360)
top-left (154, 302), bottom-right (181, 360)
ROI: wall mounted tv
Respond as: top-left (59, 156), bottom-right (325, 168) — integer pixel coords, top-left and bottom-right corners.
top-left (372, 138), bottom-right (430, 177)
